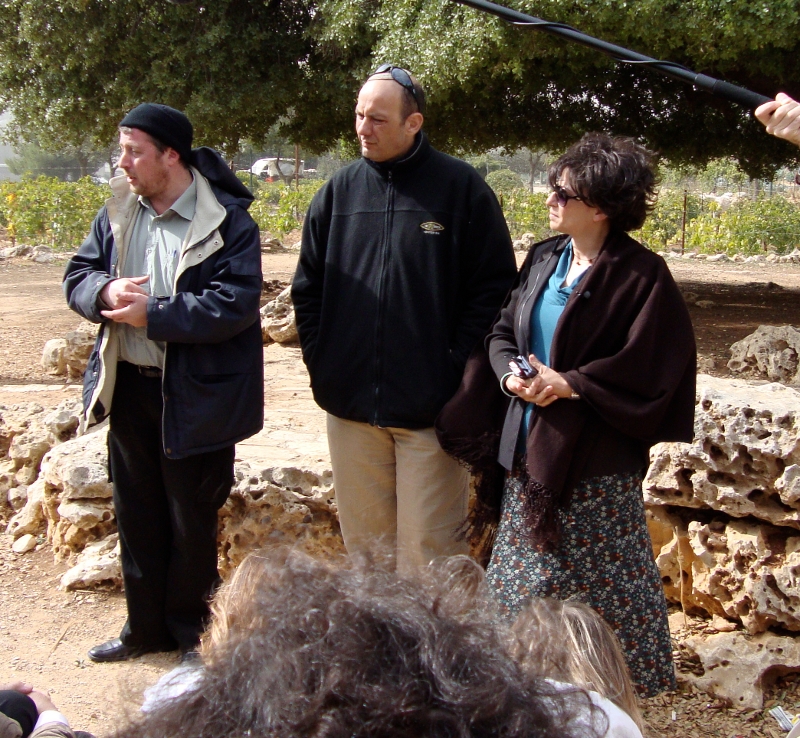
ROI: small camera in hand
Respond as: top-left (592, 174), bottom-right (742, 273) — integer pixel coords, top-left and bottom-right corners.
top-left (509, 355), bottom-right (537, 379)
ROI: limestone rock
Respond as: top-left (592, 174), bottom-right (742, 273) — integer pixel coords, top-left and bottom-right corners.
top-left (29, 245), bottom-right (54, 263)
top-left (63, 321), bottom-right (97, 378)
top-left (517, 233), bottom-right (537, 250)
top-left (11, 533), bottom-right (37, 553)
top-left (32, 439), bottom-right (343, 584)
top-left (0, 245), bottom-right (33, 258)
top-left (6, 484), bottom-right (26, 511)
top-left (0, 402), bottom-right (46, 458)
top-left (647, 507), bottom-right (800, 634)
top-left (681, 631), bottom-right (800, 709)
top-left (42, 339), bottom-right (68, 375)
top-left (218, 462), bottom-right (342, 574)
top-left (644, 375), bottom-right (800, 530)
top-left (40, 427), bottom-right (112, 501)
top-left (39, 428), bottom-right (114, 558)
top-left (261, 237), bottom-right (282, 252)
top-left (6, 399), bottom-right (81, 487)
top-left (60, 534), bottom-right (121, 590)
top-left (728, 325), bottom-right (800, 385)
top-left (6, 477), bottom-right (45, 538)
top-left (260, 286), bottom-right (298, 344)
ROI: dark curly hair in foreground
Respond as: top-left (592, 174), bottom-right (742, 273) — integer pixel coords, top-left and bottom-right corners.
top-left (548, 132), bottom-right (657, 232)
top-left (114, 551), bottom-right (607, 738)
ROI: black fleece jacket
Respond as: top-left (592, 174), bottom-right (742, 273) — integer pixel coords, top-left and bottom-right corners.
top-left (292, 133), bottom-right (517, 429)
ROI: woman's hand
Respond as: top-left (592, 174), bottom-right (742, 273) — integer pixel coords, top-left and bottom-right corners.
top-left (505, 354), bottom-right (576, 407)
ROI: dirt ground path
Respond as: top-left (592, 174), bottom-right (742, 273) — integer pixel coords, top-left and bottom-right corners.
top-left (3, 252), bottom-right (800, 736)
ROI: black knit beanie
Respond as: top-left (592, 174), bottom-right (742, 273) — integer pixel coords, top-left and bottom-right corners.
top-left (119, 103), bottom-right (193, 163)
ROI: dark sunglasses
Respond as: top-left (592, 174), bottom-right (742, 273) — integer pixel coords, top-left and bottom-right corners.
top-left (552, 184), bottom-right (584, 207)
top-left (373, 64), bottom-right (425, 113)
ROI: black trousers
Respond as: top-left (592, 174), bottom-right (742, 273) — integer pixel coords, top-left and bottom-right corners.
top-left (108, 361), bottom-right (234, 651)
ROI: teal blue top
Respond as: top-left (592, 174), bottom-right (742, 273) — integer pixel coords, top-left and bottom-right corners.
top-left (521, 241), bottom-right (589, 440)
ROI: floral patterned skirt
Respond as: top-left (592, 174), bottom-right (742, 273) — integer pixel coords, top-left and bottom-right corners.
top-left (486, 471), bottom-right (676, 697)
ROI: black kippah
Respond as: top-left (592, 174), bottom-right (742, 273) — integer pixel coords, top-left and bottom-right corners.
top-left (119, 103), bottom-right (193, 163)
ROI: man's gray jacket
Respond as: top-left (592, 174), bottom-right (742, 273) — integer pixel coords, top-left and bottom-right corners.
top-left (63, 166), bottom-right (264, 459)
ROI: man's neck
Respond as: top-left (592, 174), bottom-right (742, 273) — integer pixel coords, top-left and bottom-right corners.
top-left (149, 167), bottom-right (194, 215)
top-left (371, 132), bottom-right (422, 168)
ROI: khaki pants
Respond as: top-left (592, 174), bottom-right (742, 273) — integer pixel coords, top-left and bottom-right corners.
top-left (327, 415), bottom-right (470, 572)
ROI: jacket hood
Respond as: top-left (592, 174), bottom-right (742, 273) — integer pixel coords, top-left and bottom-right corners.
top-left (190, 147), bottom-right (255, 207)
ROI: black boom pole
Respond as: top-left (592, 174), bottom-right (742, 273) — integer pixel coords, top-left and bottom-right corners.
top-left (451, 0), bottom-right (771, 110)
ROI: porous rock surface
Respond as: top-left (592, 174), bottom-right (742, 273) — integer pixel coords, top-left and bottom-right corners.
top-left (680, 630), bottom-right (800, 709)
top-left (645, 376), bottom-right (800, 530)
top-left (728, 324), bottom-right (800, 385)
top-left (7, 418), bottom-right (343, 587)
top-left (1, 398), bottom-right (82, 524)
top-left (645, 375), bottom-right (800, 634)
top-left (41, 321), bottom-right (96, 378)
top-left (39, 427), bottom-right (114, 558)
top-left (219, 462), bottom-right (342, 574)
top-left (260, 286), bottom-right (298, 344)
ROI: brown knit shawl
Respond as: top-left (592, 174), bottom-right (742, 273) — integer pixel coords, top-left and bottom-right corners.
top-left (436, 231), bottom-right (696, 561)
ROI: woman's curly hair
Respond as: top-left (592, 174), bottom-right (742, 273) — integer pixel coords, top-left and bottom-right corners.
top-left (114, 550), bottom-right (607, 738)
top-left (548, 132), bottom-right (658, 232)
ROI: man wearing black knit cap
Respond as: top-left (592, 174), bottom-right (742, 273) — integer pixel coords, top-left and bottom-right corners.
top-left (63, 103), bottom-right (264, 663)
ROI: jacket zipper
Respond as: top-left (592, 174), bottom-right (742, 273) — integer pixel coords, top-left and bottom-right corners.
top-left (516, 250), bottom-right (553, 340)
top-left (372, 171), bottom-right (394, 425)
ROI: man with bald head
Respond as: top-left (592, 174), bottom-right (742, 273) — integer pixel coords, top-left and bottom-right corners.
top-left (293, 65), bottom-right (516, 571)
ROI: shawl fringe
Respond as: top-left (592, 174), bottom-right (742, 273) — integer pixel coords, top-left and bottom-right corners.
top-left (517, 469), bottom-right (562, 552)
top-left (438, 431), bottom-right (505, 566)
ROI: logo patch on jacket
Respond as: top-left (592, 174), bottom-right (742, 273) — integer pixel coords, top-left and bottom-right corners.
top-left (420, 221), bottom-right (444, 234)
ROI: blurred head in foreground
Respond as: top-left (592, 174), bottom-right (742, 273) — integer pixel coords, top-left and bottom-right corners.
top-left (511, 598), bottom-right (644, 731)
top-left (115, 550), bottom-right (608, 738)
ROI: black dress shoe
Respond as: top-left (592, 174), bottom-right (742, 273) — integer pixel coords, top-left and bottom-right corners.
top-left (88, 638), bottom-right (174, 663)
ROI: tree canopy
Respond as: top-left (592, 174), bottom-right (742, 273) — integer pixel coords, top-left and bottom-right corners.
top-left (0, 0), bottom-right (798, 175)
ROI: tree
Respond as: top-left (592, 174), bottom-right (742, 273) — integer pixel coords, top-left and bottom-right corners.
top-left (6, 141), bottom-right (109, 180)
top-left (0, 0), bottom-right (799, 175)
top-left (0, 0), bottom-right (361, 156)
top-left (318, 0), bottom-right (800, 176)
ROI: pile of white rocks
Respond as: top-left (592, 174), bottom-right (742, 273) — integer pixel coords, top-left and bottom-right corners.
top-left (660, 249), bottom-right (800, 264)
top-left (4, 417), bottom-right (342, 590)
top-left (645, 373), bottom-right (800, 706)
top-left (0, 244), bottom-right (56, 263)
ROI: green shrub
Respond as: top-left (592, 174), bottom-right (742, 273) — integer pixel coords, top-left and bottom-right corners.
top-left (0, 175), bottom-right (107, 250)
top-left (501, 191), bottom-right (552, 241)
top-left (235, 170), bottom-right (264, 195)
top-left (685, 196), bottom-right (800, 255)
top-left (639, 190), bottom-right (704, 250)
top-left (249, 180), bottom-right (324, 238)
top-left (486, 169), bottom-right (525, 198)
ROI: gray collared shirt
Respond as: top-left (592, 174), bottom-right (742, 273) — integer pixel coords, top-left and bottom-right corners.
top-left (117, 175), bottom-right (197, 368)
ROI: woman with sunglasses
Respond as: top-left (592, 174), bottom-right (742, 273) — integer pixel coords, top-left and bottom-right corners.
top-left (437, 133), bottom-right (696, 697)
